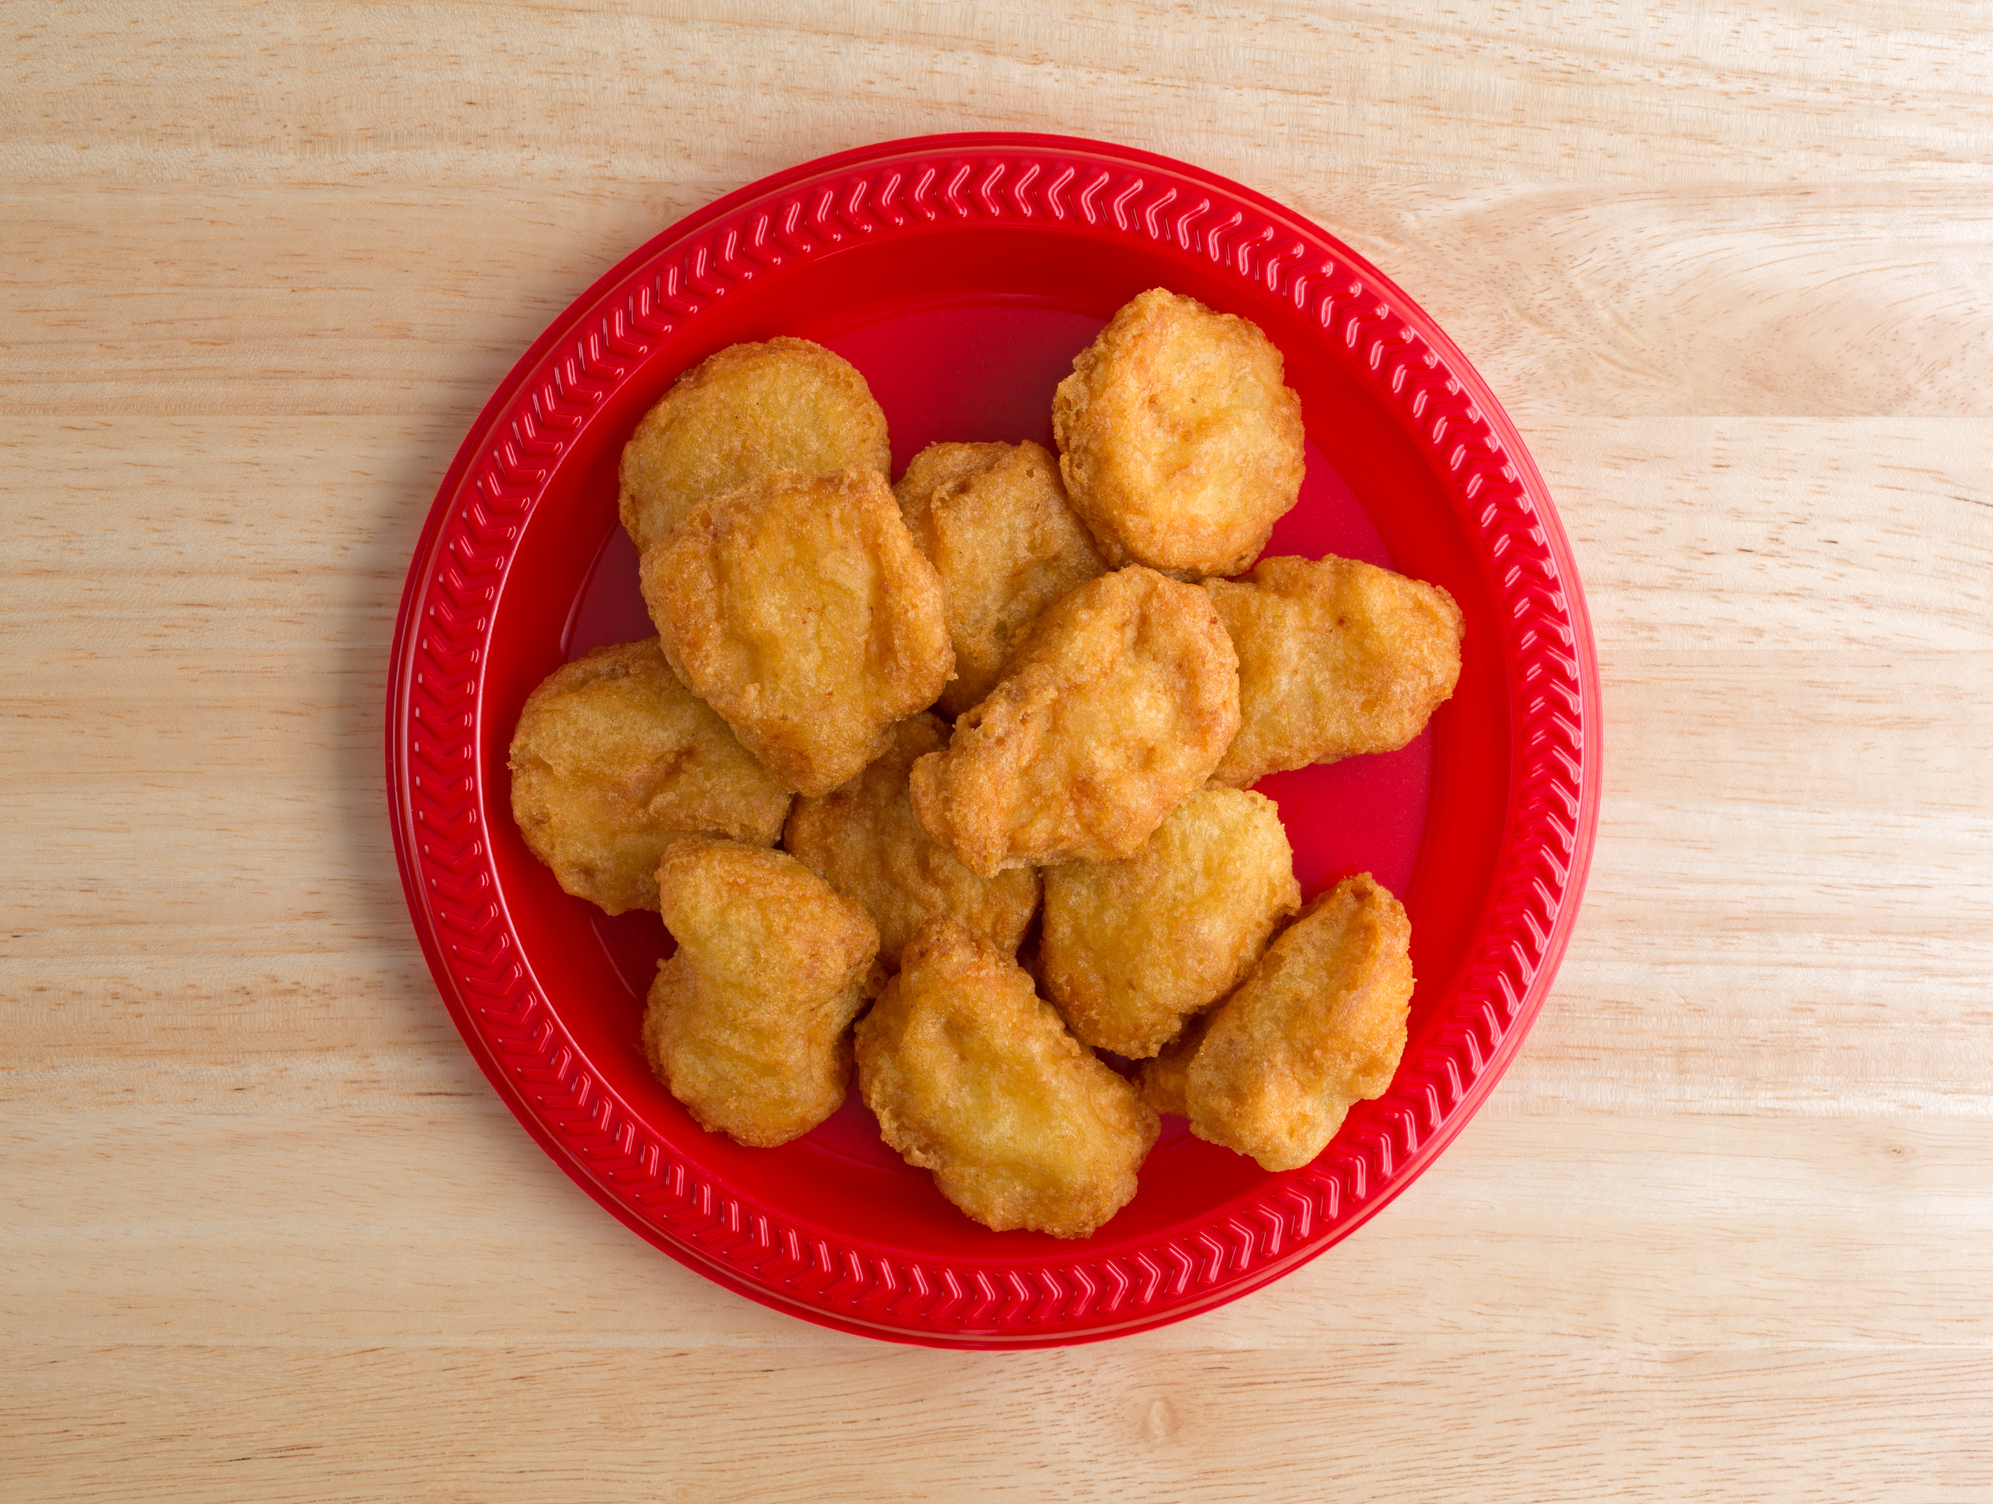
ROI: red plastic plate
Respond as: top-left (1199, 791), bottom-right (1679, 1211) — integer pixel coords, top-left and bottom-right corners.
top-left (388, 133), bottom-right (1601, 1347)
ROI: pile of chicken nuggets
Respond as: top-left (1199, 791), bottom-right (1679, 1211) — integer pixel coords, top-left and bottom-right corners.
top-left (507, 290), bottom-right (1465, 1239)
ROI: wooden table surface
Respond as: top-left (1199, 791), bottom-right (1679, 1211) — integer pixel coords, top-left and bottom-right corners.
top-left (7, 4), bottom-right (1991, 1499)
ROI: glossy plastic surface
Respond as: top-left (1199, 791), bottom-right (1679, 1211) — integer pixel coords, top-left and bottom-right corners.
top-left (387, 133), bottom-right (1601, 1347)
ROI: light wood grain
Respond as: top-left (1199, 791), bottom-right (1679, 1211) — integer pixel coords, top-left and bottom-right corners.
top-left (5, 3), bottom-right (1993, 1500)
top-left (10, 1340), bottom-right (1993, 1503)
top-left (10, 1), bottom-right (1993, 185)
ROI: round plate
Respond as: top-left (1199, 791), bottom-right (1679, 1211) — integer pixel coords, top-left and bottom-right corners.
top-left (387, 133), bottom-right (1600, 1348)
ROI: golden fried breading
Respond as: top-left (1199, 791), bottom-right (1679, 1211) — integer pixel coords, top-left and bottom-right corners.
top-left (643, 837), bottom-right (880, 1148)
top-left (894, 440), bottom-right (1105, 716)
top-left (1053, 288), bottom-right (1304, 576)
top-left (856, 916), bottom-right (1158, 1238)
top-left (782, 714), bottom-right (1040, 969)
top-left (506, 639), bottom-right (792, 915)
top-left (908, 566), bottom-right (1240, 877)
top-left (1205, 555), bottom-right (1465, 787)
top-left (641, 468), bottom-right (955, 798)
top-left (1041, 787), bottom-right (1301, 1058)
top-left (891, 438), bottom-right (999, 500)
top-left (618, 337), bottom-right (889, 556)
top-left (1136, 1011), bottom-right (1210, 1118)
top-left (1174, 873), bottom-right (1413, 1172)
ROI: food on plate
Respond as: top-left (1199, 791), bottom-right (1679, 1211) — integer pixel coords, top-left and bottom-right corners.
top-left (1040, 786), bottom-right (1301, 1058)
top-left (893, 439), bottom-right (1105, 715)
top-left (1205, 555), bottom-right (1464, 787)
top-left (782, 714), bottom-right (1040, 969)
top-left (643, 836), bottom-right (881, 1148)
top-left (640, 467), bottom-right (954, 798)
top-left (618, 337), bottom-right (889, 556)
top-left (506, 638), bottom-right (793, 914)
top-left (528, 306), bottom-right (1447, 1222)
top-left (908, 566), bottom-right (1241, 877)
top-left (856, 916), bottom-right (1158, 1238)
top-left (1142, 872), bottom-right (1413, 1172)
top-left (1052, 287), bottom-right (1304, 577)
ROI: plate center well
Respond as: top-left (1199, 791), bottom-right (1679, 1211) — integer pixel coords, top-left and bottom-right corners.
top-left (562, 295), bottom-right (1435, 1180)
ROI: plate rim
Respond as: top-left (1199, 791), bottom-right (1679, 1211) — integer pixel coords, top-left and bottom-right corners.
top-left (387, 131), bottom-right (1602, 1348)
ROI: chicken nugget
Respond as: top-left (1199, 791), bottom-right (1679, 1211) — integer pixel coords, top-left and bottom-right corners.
top-left (1169, 873), bottom-right (1413, 1172)
top-left (856, 916), bottom-right (1158, 1238)
top-left (1205, 555), bottom-right (1464, 787)
top-left (507, 639), bottom-right (792, 915)
top-left (1041, 787), bottom-right (1301, 1058)
top-left (908, 566), bottom-right (1240, 877)
top-left (783, 714), bottom-right (1039, 969)
top-left (618, 337), bottom-right (890, 556)
top-left (1053, 288), bottom-right (1304, 576)
top-left (643, 837), bottom-right (880, 1148)
top-left (894, 440), bottom-right (1105, 715)
top-left (641, 468), bottom-right (955, 798)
